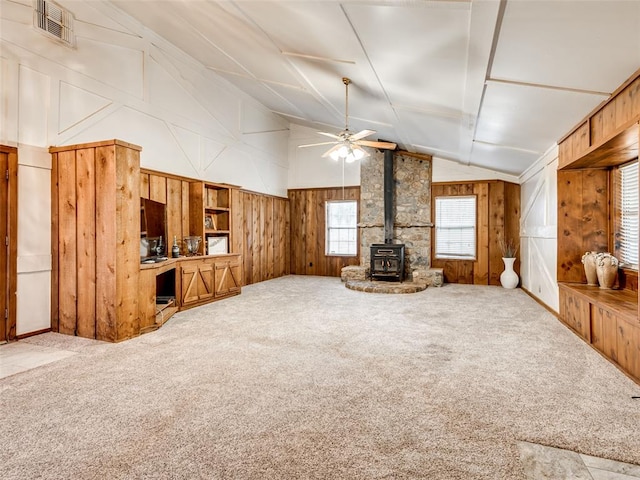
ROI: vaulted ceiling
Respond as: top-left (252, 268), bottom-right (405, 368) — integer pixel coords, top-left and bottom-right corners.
top-left (110, 0), bottom-right (640, 175)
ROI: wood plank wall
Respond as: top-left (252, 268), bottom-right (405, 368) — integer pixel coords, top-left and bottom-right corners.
top-left (288, 186), bottom-right (361, 277)
top-left (231, 190), bottom-right (290, 285)
top-left (431, 181), bottom-right (520, 285)
top-left (140, 169), bottom-right (191, 254)
top-left (557, 168), bottom-right (610, 283)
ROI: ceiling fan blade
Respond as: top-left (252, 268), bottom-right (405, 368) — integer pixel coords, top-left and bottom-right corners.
top-left (317, 132), bottom-right (342, 140)
top-left (298, 141), bottom-right (339, 148)
top-left (349, 129), bottom-right (376, 141)
top-left (355, 140), bottom-right (397, 150)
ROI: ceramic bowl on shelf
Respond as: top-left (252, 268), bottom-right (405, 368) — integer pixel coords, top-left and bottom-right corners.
top-left (184, 236), bottom-right (201, 255)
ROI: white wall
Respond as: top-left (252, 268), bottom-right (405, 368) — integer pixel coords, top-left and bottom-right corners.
top-left (432, 157), bottom-right (519, 183)
top-left (1, 0), bottom-right (290, 335)
top-left (518, 146), bottom-right (559, 312)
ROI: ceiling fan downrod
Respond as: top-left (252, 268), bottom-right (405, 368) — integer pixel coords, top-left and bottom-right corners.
top-left (342, 77), bottom-right (351, 132)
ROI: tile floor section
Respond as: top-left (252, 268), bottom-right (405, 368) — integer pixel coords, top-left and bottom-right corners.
top-left (1, 338), bottom-right (639, 479)
top-left (518, 441), bottom-right (640, 479)
top-left (0, 340), bottom-right (77, 379)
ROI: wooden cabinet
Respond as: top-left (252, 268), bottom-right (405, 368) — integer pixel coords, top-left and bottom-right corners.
top-left (559, 285), bottom-right (639, 383)
top-left (214, 255), bottom-right (242, 298)
top-left (51, 146), bottom-right (244, 341)
top-left (51, 140), bottom-right (141, 342)
top-left (179, 254), bottom-right (241, 308)
top-left (559, 287), bottom-right (590, 341)
top-left (180, 258), bottom-right (214, 307)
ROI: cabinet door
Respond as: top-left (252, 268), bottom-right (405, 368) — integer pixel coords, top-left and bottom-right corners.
top-left (214, 259), bottom-right (241, 298)
top-left (197, 261), bottom-right (214, 300)
top-left (560, 289), bottom-right (590, 341)
top-left (181, 263), bottom-right (200, 305)
top-left (616, 317), bottom-right (640, 382)
top-left (590, 305), bottom-right (617, 357)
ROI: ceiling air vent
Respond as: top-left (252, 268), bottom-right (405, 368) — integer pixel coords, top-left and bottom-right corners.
top-left (33, 0), bottom-right (75, 47)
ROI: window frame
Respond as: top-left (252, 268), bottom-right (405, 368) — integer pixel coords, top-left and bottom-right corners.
top-left (325, 199), bottom-right (358, 257)
top-left (434, 194), bottom-right (477, 261)
top-left (612, 160), bottom-right (638, 271)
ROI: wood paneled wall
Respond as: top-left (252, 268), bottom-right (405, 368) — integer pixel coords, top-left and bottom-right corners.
top-left (431, 181), bottom-right (520, 285)
top-left (288, 186), bottom-right (361, 277)
top-left (557, 168), bottom-right (610, 284)
top-left (140, 169), bottom-right (191, 254)
top-left (231, 190), bottom-right (290, 285)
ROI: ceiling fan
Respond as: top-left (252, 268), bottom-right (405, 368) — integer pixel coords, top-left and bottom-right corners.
top-left (299, 77), bottom-right (397, 162)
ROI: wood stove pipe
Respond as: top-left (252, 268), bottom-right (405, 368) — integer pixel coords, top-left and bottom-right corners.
top-left (384, 149), bottom-right (393, 244)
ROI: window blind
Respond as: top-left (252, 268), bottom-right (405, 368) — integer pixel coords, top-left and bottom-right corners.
top-left (617, 162), bottom-right (638, 268)
top-left (435, 196), bottom-right (476, 259)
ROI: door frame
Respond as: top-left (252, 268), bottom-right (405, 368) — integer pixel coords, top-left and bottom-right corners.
top-left (1, 145), bottom-right (18, 342)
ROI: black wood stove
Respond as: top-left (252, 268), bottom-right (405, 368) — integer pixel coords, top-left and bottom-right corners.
top-left (370, 243), bottom-right (405, 282)
top-left (369, 149), bottom-right (405, 282)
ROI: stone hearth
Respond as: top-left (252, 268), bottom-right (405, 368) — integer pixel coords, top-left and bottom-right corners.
top-left (345, 280), bottom-right (427, 294)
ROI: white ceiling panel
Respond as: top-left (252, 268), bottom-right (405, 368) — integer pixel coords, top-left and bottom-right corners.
top-left (476, 81), bottom-right (608, 153)
top-left (347, 2), bottom-right (471, 113)
top-left (469, 142), bottom-right (540, 175)
top-left (212, 72), bottom-right (309, 121)
top-left (493, 0), bottom-right (640, 92)
top-left (397, 108), bottom-right (463, 155)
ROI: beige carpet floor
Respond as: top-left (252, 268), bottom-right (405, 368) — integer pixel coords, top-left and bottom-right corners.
top-left (1, 276), bottom-right (639, 479)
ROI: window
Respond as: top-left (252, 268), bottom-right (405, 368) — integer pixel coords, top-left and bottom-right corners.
top-left (326, 200), bottom-right (357, 256)
top-left (614, 161), bottom-right (638, 269)
top-left (435, 195), bottom-right (476, 259)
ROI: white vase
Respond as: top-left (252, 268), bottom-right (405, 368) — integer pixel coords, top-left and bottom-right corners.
top-left (500, 257), bottom-right (519, 289)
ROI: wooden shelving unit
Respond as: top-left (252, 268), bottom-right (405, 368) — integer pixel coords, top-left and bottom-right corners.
top-left (189, 181), bottom-right (233, 255)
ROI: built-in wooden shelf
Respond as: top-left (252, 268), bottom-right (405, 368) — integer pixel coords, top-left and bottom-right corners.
top-left (556, 68), bottom-right (640, 385)
top-left (559, 283), bottom-right (637, 323)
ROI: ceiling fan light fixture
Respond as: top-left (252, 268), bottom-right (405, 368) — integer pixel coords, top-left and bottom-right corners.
top-left (329, 143), bottom-right (368, 163)
top-left (330, 145), bottom-right (348, 161)
top-left (349, 145), bottom-right (366, 162)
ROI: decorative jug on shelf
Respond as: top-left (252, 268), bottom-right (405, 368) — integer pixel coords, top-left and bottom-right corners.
top-left (595, 252), bottom-right (619, 290)
top-left (581, 251), bottom-right (598, 286)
